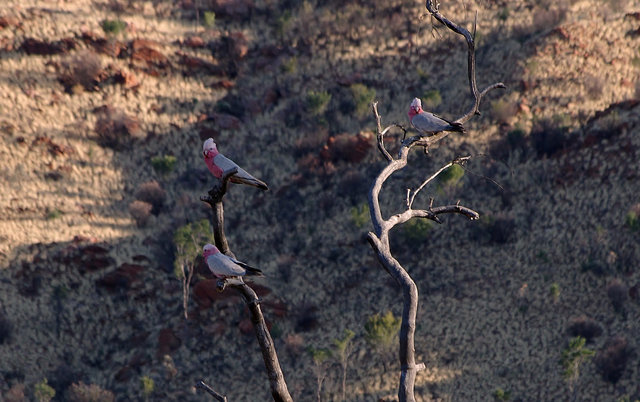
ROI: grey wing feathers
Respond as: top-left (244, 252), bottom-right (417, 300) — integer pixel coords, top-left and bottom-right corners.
top-left (413, 113), bottom-right (464, 134)
top-left (214, 154), bottom-right (269, 190)
top-left (208, 254), bottom-right (246, 276)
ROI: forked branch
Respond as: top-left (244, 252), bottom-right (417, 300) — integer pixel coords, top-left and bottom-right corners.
top-left (425, 0), bottom-right (505, 124)
top-left (198, 171), bottom-right (293, 402)
top-left (366, 3), bottom-right (500, 401)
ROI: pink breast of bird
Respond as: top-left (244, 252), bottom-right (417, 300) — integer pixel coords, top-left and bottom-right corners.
top-left (204, 151), bottom-right (224, 178)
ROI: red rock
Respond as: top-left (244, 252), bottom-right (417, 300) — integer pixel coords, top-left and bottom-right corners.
top-left (263, 299), bottom-right (288, 317)
top-left (157, 328), bottom-right (181, 357)
top-left (193, 279), bottom-right (240, 308)
top-left (325, 131), bottom-right (373, 163)
top-left (227, 31), bottom-right (248, 60)
top-left (204, 322), bottom-right (227, 336)
top-left (0, 15), bottom-right (20, 29)
top-left (113, 69), bottom-right (139, 89)
top-left (178, 53), bottom-right (219, 73)
top-left (72, 235), bottom-right (98, 244)
top-left (184, 35), bottom-right (205, 48)
top-left (625, 11), bottom-right (640, 20)
top-left (211, 80), bottom-right (235, 89)
top-left (96, 263), bottom-right (144, 291)
top-left (250, 283), bottom-right (272, 298)
top-left (132, 46), bottom-right (168, 66)
top-left (238, 318), bottom-right (253, 335)
top-left (131, 38), bottom-right (161, 51)
top-left (21, 38), bottom-right (68, 56)
top-left (209, 112), bottom-right (241, 130)
top-left (211, 0), bottom-right (254, 18)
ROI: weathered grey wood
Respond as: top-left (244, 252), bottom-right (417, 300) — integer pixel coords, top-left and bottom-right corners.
top-left (196, 380), bottom-right (228, 402)
top-left (237, 283), bottom-right (292, 402)
top-left (365, 3), bottom-right (503, 401)
top-left (199, 168), bottom-right (292, 402)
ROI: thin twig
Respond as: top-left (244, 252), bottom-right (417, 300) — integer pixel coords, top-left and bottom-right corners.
top-left (195, 380), bottom-right (228, 402)
top-left (372, 102), bottom-right (393, 162)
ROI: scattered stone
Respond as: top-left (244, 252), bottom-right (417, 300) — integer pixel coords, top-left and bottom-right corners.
top-left (156, 328), bottom-right (181, 358)
top-left (131, 39), bottom-right (168, 68)
top-left (177, 51), bottom-right (220, 73)
top-left (211, 79), bottom-right (235, 89)
top-left (94, 105), bottom-right (143, 149)
top-left (96, 263), bottom-right (145, 292)
top-left (322, 131), bottom-right (373, 163)
top-left (210, 0), bottom-right (255, 19)
top-left (184, 35), bottom-right (205, 48)
top-left (192, 279), bottom-right (240, 308)
top-left (21, 37), bottom-right (76, 55)
top-left (208, 112), bottom-right (241, 130)
top-left (0, 15), bottom-right (20, 29)
top-left (238, 318), bottom-right (253, 335)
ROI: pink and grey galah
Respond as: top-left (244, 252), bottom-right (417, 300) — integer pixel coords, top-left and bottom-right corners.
top-left (202, 138), bottom-right (268, 190)
top-left (203, 243), bottom-right (264, 283)
top-left (408, 97), bottom-right (465, 136)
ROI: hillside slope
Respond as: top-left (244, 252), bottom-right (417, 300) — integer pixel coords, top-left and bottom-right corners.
top-left (1, 0), bottom-right (639, 400)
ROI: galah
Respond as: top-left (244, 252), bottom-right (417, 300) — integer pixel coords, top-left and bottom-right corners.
top-left (202, 243), bottom-right (264, 283)
top-left (202, 138), bottom-right (268, 190)
top-left (408, 97), bottom-right (465, 136)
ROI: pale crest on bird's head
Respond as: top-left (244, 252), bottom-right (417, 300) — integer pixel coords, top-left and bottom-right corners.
top-left (410, 98), bottom-right (422, 111)
top-left (202, 138), bottom-right (217, 156)
top-left (203, 243), bottom-right (218, 254)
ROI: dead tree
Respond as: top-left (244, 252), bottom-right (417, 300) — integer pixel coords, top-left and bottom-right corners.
top-left (366, 2), bottom-right (505, 401)
top-left (199, 169), bottom-right (293, 402)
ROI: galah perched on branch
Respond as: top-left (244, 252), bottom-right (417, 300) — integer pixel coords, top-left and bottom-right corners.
top-left (202, 138), bottom-right (269, 190)
top-left (408, 97), bottom-right (465, 136)
top-left (203, 243), bottom-right (264, 284)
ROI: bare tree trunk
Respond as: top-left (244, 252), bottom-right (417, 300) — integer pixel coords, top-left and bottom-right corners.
top-left (237, 283), bottom-right (292, 402)
top-left (365, 3), bottom-right (504, 400)
top-left (200, 168), bottom-right (293, 402)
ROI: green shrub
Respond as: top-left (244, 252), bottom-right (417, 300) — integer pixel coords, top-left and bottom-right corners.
top-left (493, 387), bottom-right (511, 401)
top-left (305, 90), bottom-right (331, 116)
top-left (498, 7), bottom-right (509, 21)
top-left (281, 56), bottom-right (297, 74)
top-left (625, 204), bottom-right (640, 232)
top-left (203, 11), bottom-right (216, 28)
top-left (350, 203), bottom-right (369, 228)
top-left (275, 10), bottom-right (292, 39)
top-left (151, 155), bottom-right (177, 175)
top-left (140, 376), bottom-right (154, 400)
top-left (549, 282), bottom-right (560, 303)
top-left (422, 89), bottom-right (442, 109)
top-left (350, 84), bottom-right (376, 118)
top-left (46, 208), bottom-right (63, 220)
top-left (34, 379), bottom-right (55, 402)
top-left (438, 164), bottom-right (464, 188)
top-left (560, 336), bottom-right (594, 390)
top-left (173, 219), bottom-right (213, 279)
top-left (365, 311), bottom-right (401, 348)
top-left (101, 19), bottom-right (126, 36)
top-left (308, 346), bottom-right (331, 364)
top-left (402, 219), bottom-right (432, 243)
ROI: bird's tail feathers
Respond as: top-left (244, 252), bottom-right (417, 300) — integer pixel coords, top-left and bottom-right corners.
top-left (449, 122), bottom-right (465, 133)
top-left (230, 176), bottom-right (269, 191)
top-left (244, 266), bottom-right (264, 277)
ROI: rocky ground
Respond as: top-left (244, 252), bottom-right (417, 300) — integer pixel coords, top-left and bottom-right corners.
top-left (1, 0), bottom-right (639, 401)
